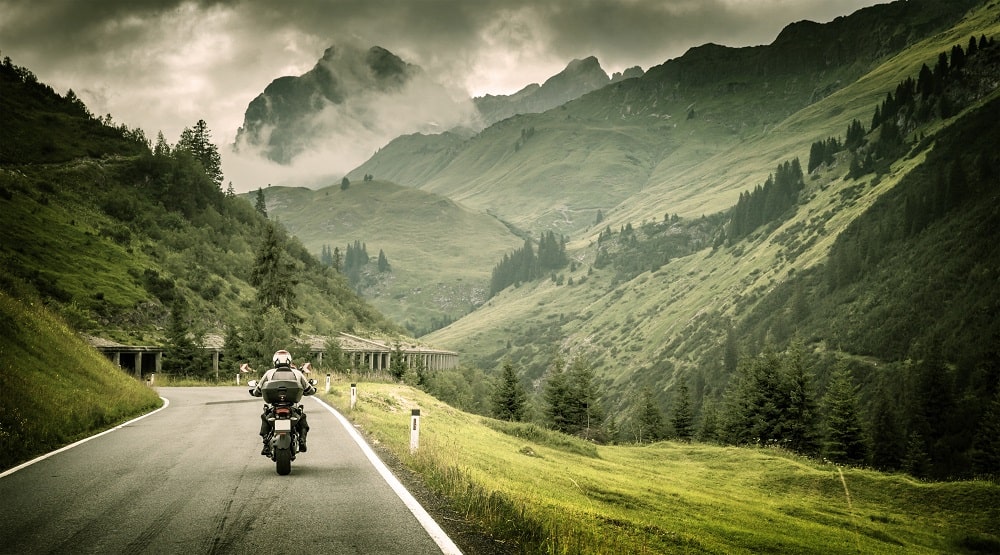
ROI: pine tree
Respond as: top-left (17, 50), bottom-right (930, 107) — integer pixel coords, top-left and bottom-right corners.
top-left (249, 222), bottom-right (300, 326)
top-left (543, 356), bottom-right (572, 433)
top-left (377, 249), bottom-right (391, 272)
top-left (154, 131), bottom-right (171, 157)
top-left (176, 119), bottom-right (223, 188)
top-left (950, 44), bottom-right (966, 71)
top-left (320, 245), bottom-right (333, 267)
top-left (783, 341), bottom-right (821, 455)
top-left (636, 387), bottom-right (664, 443)
top-left (670, 381), bottom-right (694, 442)
top-left (720, 349), bottom-right (788, 445)
top-left (332, 246), bottom-right (342, 272)
top-left (162, 298), bottom-right (207, 377)
top-left (697, 400), bottom-right (719, 443)
top-left (324, 337), bottom-right (348, 372)
top-left (389, 344), bottom-right (407, 381)
top-left (845, 119), bottom-right (866, 151)
top-left (491, 361), bottom-right (528, 422)
top-left (970, 389), bottom-right (1000, 477)
top-left (254, 187), bottom-right (267, 217)
top-left (870, 385), bottom-right (906, 471)
top-left (566, 357), bottom-right (603, 439)
top-left (903, 431), bottom-right (931, 478)
top-left (822, 362), bottom-right (869, 465)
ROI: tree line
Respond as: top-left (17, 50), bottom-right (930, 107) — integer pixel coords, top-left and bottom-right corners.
top-left (490, 341), bottom-right (1000, 479)
top-left (489, 231), bottom-right (568, 297)
top-left (731, 35), bottom-right (1000, 479)
top-left (318, 240), bottom-right (391, 288)
top-left (807, 35), bottom-right (997, 181)
top-left (592, 214), bottom-right (720, 283)
top-left (724, 159), bottom-right (805, 245)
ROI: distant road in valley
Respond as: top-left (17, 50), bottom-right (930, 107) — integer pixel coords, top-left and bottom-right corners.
top-left (0, 387), bottom-right (459, 554)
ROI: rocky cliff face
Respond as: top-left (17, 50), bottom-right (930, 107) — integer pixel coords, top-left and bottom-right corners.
top-left (473, 56), bottom-right (642, 125)
top-left (234, 44), bottom-right (474, 166)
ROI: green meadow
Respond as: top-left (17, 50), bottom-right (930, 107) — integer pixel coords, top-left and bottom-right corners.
top-left (324, 381), bottom-right (1000, 554)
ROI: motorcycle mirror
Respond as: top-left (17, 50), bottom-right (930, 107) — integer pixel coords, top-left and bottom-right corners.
top-left (247, 380), bottom-right (258, 388)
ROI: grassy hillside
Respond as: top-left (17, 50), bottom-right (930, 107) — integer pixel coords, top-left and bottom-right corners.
top-left (425, 2), bottom-right (998, 353)
top-left (422, 2), bottom-right (1000, 481)
top-left (0, 286), bottom-right (162, 470)
top-left (345, 0), bottom-right (982, 240)
top-left (255, 182), bottom-right (522, 334)
top-left (345, 130), bottom-right (471, 188)
top-left (0, 56), bottom-right (402, 467)
top-left (0, 54), bottom-right (400, 346)
top-left (605, 0), bottom-right (997, 234)
top-left (326, 381), bottom-right (1000, 554)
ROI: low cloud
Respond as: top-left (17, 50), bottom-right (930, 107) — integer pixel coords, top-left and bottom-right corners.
top-left (1, 0), bottom-right (883, 191)
top-left (225, 56), bottom-right (478, 191)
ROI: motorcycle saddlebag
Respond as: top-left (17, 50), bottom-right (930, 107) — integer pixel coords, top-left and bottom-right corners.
top-left (261, 370), bottom-right (304, 404)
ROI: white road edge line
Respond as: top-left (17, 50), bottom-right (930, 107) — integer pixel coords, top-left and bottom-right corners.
top-left (310, 396), bottom-right (463, 555)
top-left (0, 397), bottom-right (171, 480)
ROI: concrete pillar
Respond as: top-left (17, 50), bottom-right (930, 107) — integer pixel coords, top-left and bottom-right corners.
top-left (155, 352), bottom-right (162, 373)
top-left (212, 351), bottom-right (220, 377)
top-left (135, 351), bottom-right (143, 378)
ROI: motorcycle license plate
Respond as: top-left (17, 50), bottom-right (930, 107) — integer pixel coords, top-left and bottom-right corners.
top-left (274, 419), bottom-right (292, 432)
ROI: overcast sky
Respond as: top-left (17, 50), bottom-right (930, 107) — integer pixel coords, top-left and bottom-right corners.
top-left (1, 0), bottom-right (884, 189)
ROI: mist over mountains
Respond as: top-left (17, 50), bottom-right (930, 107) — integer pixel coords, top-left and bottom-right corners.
top-left (232, 43), bottom-right (477, 174)
top-left (232, 43), bottom-right (638, 181)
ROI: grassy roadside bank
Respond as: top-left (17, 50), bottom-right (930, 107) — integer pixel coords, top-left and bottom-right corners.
top-left (322, 381), bottom-right (1000, 554)
top-left (0, 289), bottom-right (163, 471)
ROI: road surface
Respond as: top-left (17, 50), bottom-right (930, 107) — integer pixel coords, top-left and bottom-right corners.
top-left (0, 386), bottom-right (460, 554)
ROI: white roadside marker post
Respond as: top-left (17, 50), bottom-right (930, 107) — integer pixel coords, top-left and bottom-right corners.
top-left (410, 409), bottom-right (421, 454)
top-left (410, 409), bottom-right (420, 454)
top-left (325, 373), bottom-right (331, 394)
top-left (350, 383), bottom-right (357, 410)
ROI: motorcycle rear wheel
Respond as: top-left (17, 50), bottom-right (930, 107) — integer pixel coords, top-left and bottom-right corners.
top-left (276, 449), bottom-right (291, 475)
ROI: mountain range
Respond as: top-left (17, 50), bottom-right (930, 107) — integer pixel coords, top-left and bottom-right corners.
top-left (3, 0), bottom-right (999, 481)
top-left (258, 0), bottom-right (1000, 479)
top-left (233, 43), bottom-right (641, 172)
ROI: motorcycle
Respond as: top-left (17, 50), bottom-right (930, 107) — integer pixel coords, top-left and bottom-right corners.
top-left (247, 369), bottom-right (317, 475)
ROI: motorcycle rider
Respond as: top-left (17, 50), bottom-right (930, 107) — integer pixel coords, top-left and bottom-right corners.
top-left (252, 350), bottom-right (316, 455)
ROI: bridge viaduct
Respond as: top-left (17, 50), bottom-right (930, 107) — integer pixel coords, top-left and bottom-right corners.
top-left (87, 332), bottom-right (459, 378)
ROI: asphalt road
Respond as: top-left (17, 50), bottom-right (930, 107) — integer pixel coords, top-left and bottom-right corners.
top-left (0, 386), bottom-right (460, 554)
